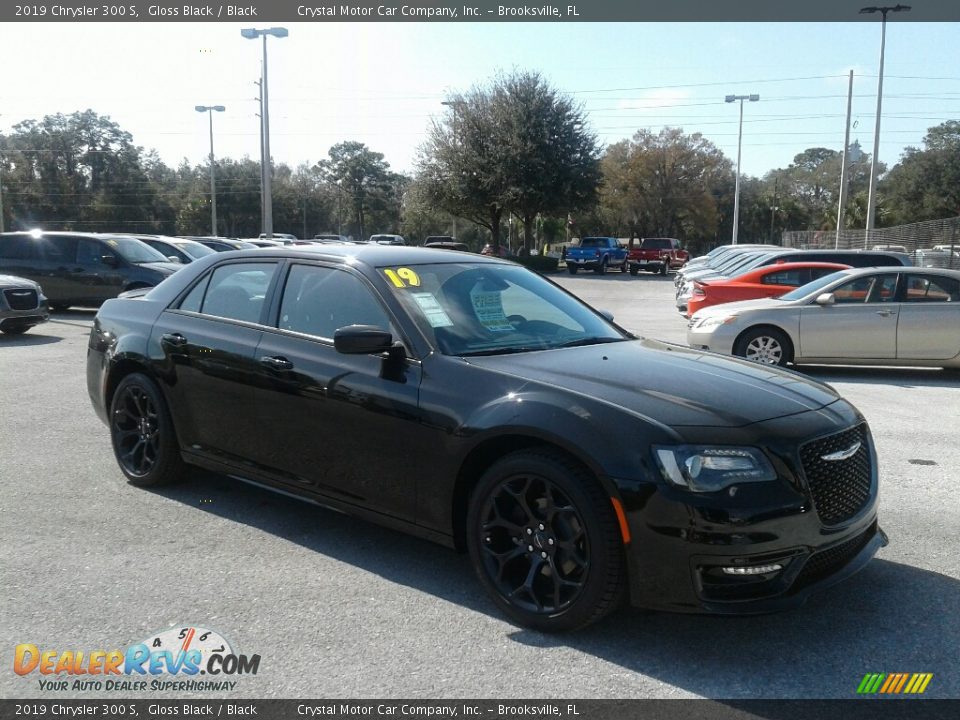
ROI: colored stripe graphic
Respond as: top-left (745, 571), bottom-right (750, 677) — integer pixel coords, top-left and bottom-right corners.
top-left (858, 673), bottom-right (933, 694)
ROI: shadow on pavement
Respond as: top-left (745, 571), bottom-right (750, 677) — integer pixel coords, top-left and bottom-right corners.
top-left (0, 331), bottom-right (61, 346)
top-left (150, 469), bottom-right (959, 699)
top-left (800, 365), bottom-right (960, 389)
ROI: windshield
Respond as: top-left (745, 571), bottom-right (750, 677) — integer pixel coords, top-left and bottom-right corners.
top-left (177, 240), bottom-right (216, 260)
top-left (105, 237), bottom-right (170, 264)
top-left (382, 262), bottom-right (629, 356)
top-left (778, 270), bottom-right (850, 301)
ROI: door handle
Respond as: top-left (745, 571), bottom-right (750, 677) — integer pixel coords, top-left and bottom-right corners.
top-left (875, 310), bottom-right (894, 317)
top-left (260, 355), bottom-right (294, 371)
top-left (161, 333), bottom-right (188, 347)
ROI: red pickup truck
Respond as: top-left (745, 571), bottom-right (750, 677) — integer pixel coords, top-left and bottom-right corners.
top-left (627, 238), bottom-right (690, 276)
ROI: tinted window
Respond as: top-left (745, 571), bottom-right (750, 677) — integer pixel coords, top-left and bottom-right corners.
top-left (199, 262), bottom-right (277, 323)
top-left (641, 239), bottom-right (673, 249)
top-left (580, 238), bottom-right (607, 248)
top-left (178, 275), bottom-right (211, 313)
top-left (0, 236), bottom-right (38, 260)
top-left (48, 236), bottom-right (78, 260)
top-left (761, 269), bottom-right (804, 286)
top-left (903, 275), bottom-right (960, 302)
top-left (279, 265), bottom-right (392, 339)
top-left (77, 239), bottom-right (115, 266)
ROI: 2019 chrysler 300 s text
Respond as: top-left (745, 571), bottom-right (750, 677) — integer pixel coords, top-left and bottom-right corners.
top-left (87, 245), bottom-right (887, 631)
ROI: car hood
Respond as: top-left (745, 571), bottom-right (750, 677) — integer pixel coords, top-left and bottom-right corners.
top-left (691, 296), bottom-right (794, 318)
top-left (464, 338), bottom-right (840, 428)
top-left (0, 274), bottom-right (38, 289)
top-left (136, 261), bottom-right (181, 274)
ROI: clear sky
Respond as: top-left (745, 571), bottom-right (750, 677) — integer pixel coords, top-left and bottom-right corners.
top-left (2, 21), bottom-right (958, 178)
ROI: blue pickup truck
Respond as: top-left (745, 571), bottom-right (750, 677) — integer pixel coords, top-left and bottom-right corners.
top-left (565, 237), bottom-right (629, 275)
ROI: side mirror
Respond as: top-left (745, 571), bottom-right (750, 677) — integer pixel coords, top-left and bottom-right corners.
top-left (599, 309), bottom-right (615, 322)
top-left (167, 256), bottom-right (182, 264)
top-left (334, 325), bottom-right (394, 354)
top-left (815, 293), bottom-right (836, 306)
top-left (101, 255), bottom-right (119, 268)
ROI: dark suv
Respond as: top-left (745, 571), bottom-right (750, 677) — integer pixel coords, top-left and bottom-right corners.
top-left (0, 232), bottom-right (180, 310)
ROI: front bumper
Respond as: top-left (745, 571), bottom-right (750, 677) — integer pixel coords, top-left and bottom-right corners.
top-left (0, 298), bottom-right (50, 331)
top-left (686, 319), bottom-right (739, 356)
top-left (614, 409), bottom-right (885, 614)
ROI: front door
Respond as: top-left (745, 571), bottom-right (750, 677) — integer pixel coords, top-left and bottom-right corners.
top-left (251, 263), bottom-right (426, 522)
top-left (799, 273), bottom-right (900, 359)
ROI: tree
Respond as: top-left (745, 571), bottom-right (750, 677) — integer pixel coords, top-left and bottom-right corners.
top-left (598, 128), bottom-right (731, 244)
top-left (881, 121), bottom-right (960, 224)
top-left (417, 71), bottom-right (600, 252)
top-left (315, 142), bottom-right (396, 239)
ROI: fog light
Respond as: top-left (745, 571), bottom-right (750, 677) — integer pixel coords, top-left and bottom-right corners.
top-left (722, 564), bottom-right (783, 575)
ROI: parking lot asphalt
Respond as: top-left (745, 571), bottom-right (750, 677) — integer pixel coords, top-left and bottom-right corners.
top-left (1, 272), bottom-right (958, 700)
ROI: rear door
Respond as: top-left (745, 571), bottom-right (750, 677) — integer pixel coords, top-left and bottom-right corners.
top-left (799, 273), bottom-right (900, 359)
top-left (897, 274), bottom-right (960, 361)
top-left (70, 238), bottom-right (126, 304)
top-left (149, 260), bottom-right (280, 464)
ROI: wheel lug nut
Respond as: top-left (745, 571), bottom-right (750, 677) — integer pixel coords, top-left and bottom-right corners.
top-left (541, 552), bottom-right (547, 559)
top-left (527, 545), bottom-right (534, 552)
top-left (526, 528), bottom-right (533, 535)
top-left (548, 538), bottom-right (554, 545)
top-left (538, 523), bottom-right (545, 530)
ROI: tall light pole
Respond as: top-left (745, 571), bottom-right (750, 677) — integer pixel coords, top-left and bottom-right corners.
top-left (860, 4), bottom-right (910, 244)
top-left (725, 93), bottom-right (759, 245)
top-left (241, 26), bottom-right (288, 239)
top-left (195, 105), bottom-right (225, 237)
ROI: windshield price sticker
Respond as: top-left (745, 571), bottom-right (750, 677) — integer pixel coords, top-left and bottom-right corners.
top-left (412, 292), bottom-right (454, 328)
top-left (384, 267), bottom-right (421, 288)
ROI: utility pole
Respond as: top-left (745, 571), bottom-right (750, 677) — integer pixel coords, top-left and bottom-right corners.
top-left (769, 178), bottom-right (779, 244)
top-left (836, 70), bottom-right (855, 248)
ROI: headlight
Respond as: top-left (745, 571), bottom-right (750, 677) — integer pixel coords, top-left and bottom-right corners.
top-left (693, 314), bottom-right (737, 331)
top-left (653, 445), bottom-right (777, 492)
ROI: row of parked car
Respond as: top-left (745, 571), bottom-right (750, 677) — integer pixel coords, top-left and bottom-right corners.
top-left (677, 243), bottom-right (960, 369)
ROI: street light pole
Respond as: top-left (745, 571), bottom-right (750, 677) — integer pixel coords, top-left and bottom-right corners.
top-left (726, 93), bottom-right (759, 245)
top-left (195, 105), bottom-right (225, 237)
top-left (242, 26), bottom-right (288, 239)
top-left (860, 4), bottom-right (911, 245)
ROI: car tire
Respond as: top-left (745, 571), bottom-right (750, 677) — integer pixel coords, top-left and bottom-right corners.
top-left (466, 448), bottom-right (626, 632)
top-left (595, 258), bottom-right (607, 275)
top-left (567, 265), bottom-right (578, 275)
top-left (620, 260), bottom-right (629, 273)
top-left (734, 327), bottom-right (793, 367)
top-left (659, 261), bottom-right (668, 275)
top-left (50, 303), bottom-right (71, 312)
top-left (110, 373), bottom-right (186, 487)
top-left (629, 266), bottom-right (639, 276)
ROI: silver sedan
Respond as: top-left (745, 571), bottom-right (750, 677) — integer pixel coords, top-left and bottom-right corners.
top-left (687, 267), bottom-right (960, 368)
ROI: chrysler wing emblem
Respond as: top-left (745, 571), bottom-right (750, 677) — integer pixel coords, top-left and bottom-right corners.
top-left (821, 441), bottom-right (861, 462)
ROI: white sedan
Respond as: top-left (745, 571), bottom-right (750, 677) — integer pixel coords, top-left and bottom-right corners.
top-left (687, 267), bottom-right (960, 369)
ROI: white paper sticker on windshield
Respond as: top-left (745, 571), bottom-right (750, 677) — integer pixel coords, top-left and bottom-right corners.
top-left (469, 289), bottom-right (514, 332)
top-left (412, 292), bottom-right (454, 328)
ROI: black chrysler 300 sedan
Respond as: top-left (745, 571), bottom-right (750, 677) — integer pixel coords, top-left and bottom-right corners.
top-left (87, 246), bottom-right (886, 631)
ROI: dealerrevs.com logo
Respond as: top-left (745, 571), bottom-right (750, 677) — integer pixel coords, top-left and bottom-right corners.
top-left (13, 625), bottom-right (260, 692)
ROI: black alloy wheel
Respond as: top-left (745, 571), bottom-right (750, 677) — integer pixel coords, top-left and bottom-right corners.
top-left (467, 449), bottom-right (625, 631)
top-left (110, 373), bottom-right (185, 486)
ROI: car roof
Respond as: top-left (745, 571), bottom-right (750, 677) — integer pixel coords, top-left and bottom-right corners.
top-left (835, 266), bottom-right (960, 279)
top-left (239, 243), bottom-right (507, 266)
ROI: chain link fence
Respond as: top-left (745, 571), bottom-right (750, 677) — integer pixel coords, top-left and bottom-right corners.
top-left (781, 216), bottom-right (960, 269)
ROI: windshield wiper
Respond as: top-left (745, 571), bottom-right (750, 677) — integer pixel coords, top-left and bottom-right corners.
top-left (459, 346), bottom-right (544, 357)
top-left (552, 337), bottom-right (627, 349)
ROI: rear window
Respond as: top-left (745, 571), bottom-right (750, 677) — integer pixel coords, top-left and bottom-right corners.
top-left (580, 238), bottom-right (607, 248)
top-left (640, 238), bottom-right (673, 250)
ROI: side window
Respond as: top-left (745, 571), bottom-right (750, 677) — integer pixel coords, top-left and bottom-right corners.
top-left (178, 275), bottom-right (211, 313)
top-left (832, 274), bottom-right (898, 304)
top-left (904, 275), bottom-right (960, 303)
top-left (809, 267), bottom-right (839, 281)
top-left (761, 269), bottom-right (803, 286)
top-left (0, 237), bottom-right (36, 260)
top-left (48, 236), bottom-right (78, 262)
top-left (76, 239), bottom-right (113, 266)
top-left (199, 262), bottom-right (277, 323)
top-left (279, 265), bottom-right (392, 340)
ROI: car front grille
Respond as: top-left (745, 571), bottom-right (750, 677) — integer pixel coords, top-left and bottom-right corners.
top-left (3, 288), bottom-right (39, 311)
top-left (792, 521), bottom-right (876, 591)
top-left (799, 424), bottom-right (872, 526)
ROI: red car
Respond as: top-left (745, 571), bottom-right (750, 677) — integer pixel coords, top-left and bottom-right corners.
top-left (686, 262), bottom-right (851, 317)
